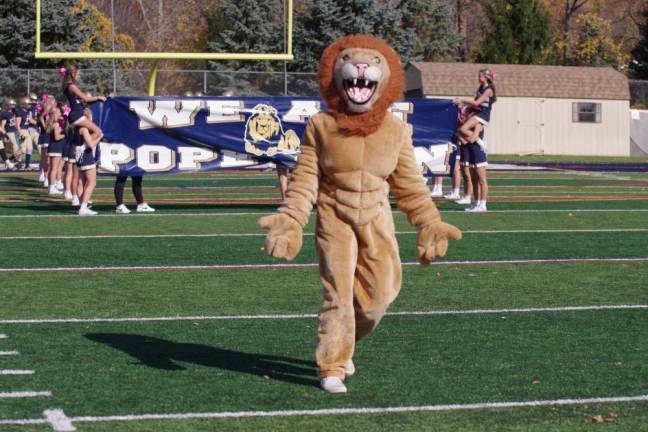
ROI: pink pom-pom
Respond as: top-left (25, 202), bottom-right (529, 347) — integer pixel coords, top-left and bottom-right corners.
top-left (491, 71), bottom-right (497, 81)
top-left (42, 93), bottom-right (49, 103)
top-left (62, 105), bottom-right (71, 117)
top-left (35, 104), bottom-right (43, 114)
top-left (58, 68), bottom-right (67, 77)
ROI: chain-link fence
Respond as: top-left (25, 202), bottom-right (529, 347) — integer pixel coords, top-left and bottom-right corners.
top-left (0, 68), bottom-right (318, 99)
top-left (629, 80), bottom-right (648, 109)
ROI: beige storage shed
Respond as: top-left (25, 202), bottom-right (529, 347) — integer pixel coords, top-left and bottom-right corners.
top-left (406, 62), bottom-right (635, 156)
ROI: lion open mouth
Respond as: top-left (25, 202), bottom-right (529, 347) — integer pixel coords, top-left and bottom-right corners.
top-left (343, 78), bottom-right (377, 104)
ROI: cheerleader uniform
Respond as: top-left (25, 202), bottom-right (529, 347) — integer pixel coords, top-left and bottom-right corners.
top-left (64, 83), bottom-right (87, 126)
top-left (473, 85), bottom-right (494, 126)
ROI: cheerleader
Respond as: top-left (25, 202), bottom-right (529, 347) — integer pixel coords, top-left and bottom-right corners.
top-left (46, 107), bottom-right (66, 195)
top-left (464, 123), bottom-right (489, 213)
top-left (60, 65), bottom-right (105, 142)
top-left (75, 107), bottom-right (102, 216)
top-left (36, 94), bottom-right (55, 186)
top-left (453, 68), bottom-right (496, 148)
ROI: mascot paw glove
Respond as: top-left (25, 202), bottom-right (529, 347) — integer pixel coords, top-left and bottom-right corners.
top-left (258, 213), bottom-right (303, 261)
top-left (416, 222), bottom-right (462, 265)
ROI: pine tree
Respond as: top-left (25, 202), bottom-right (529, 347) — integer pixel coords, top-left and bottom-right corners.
top-left (205, 0), bottom-right (285, 95)
top-left (630, 9), bottom-right (648, 79)
top-left (476, 0), bottom-right (551, 64)
top-left (399, 0), bottom-right (462, 62)
top-left (0, 0), bottom-right (114, 98)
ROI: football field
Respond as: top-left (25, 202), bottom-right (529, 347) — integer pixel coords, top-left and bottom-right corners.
top-left (0, 167), bottom-right (647, 431)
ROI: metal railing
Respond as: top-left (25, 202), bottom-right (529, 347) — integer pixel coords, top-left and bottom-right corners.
top-left (0, 68), bottom-right (318, 98)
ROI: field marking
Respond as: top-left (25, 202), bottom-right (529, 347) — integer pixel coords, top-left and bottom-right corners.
top-left (0, 228), bottom-right (647, 241)
top-left (0, 391), bottom-right (51, 398)
top-left (0, 257), bottom-right (646, 274)
top-left (0, 208), bottom-right (647, 219)
top-left (0, 351), bottom-right (19, 356)
top-left (0, 334), bottom-right (7, 339)
top-left (43, 409), bottom-right (76, 432)
top-left (0, 395), bottom-right (647, 428)
top-left (0, 304), bottom-right (645, 325)
top-left (0, 370), bottom-right (34, 375)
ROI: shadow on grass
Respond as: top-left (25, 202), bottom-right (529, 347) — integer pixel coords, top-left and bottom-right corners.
top-left (85, 333), bottom-right (319, 388)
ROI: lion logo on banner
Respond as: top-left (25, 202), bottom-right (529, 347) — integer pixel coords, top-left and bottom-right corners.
top-left (244, 104), bottom-right (300, 156)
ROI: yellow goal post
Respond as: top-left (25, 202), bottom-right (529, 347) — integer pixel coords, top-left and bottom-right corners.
top-left (34, 0), bottom-right (294, 95)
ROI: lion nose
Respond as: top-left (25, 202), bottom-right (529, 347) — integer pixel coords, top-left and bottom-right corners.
top-left (355, 63), bottom-right (369, 78)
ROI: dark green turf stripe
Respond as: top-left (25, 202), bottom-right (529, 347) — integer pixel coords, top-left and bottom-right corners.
top-left (1, 231), bottom-right (647, 268)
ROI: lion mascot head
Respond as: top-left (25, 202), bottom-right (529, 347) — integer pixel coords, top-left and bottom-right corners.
top-left (319, 34), bottom-right (405, 137)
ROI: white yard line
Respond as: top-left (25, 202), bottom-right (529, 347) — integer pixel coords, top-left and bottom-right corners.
top-left (0, 208), bottom-right (647, 219)
top-left (0, 370), bottom-right (34, 375)
top-left (0, 257), bottom-right (646, 274)
top-left (0, 304), bottom-right (645, 325)
top-left (0, 334), bottom-right (7, 339)
top-left (0, 351), bottom-right (19, 356)
top-left (0, 228), bottom-right (647, 240)
top-left (43, 409), bottom-right (76, 432)
top-left (0, 395), bottom-right (647, 428)
top-left (0, 391), bottom-right (51, 398)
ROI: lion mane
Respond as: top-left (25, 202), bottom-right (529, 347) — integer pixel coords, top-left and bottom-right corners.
top-left (318, 34), bottom-right (405, 137)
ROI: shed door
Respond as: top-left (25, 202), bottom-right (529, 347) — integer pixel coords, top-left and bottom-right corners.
top-left (516, 100), bottom-right (544, 154)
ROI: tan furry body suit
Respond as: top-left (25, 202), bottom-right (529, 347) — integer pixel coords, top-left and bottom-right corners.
top-left (260, 35), bottom-right (460, 382)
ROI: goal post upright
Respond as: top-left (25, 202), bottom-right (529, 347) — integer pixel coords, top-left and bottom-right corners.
top-left (34, 0), bottom-right (295, 95)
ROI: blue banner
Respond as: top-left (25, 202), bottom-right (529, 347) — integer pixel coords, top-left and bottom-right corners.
top-left (94, 97), bottom-right (458, 176)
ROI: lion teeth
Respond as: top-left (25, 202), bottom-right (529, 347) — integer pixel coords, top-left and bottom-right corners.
top-left (364, 79), bottom-right (369, 86)
top-left (353, 78), bottom-right (357, 86)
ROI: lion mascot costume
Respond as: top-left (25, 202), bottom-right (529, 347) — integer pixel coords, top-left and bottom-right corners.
top-left (259, 35), bottom-right (461, 393)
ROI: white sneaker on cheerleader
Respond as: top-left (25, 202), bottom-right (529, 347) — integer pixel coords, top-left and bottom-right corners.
top-left (55, 180), bottom-right (64, 190)
top-left (345, 359), bottom-right (356, 377)
top-left (48, 185), bottom-right (63, 195)
top-left (38, 172), bottom-right (46, 182)
top-left (136, 203), bottom-right (155, 212)
top-left (78, 206), bottom-right (98, 216)
top-left (430, 189), bottom-right (443, 198)
top-left (473, 204), bottom-right (487, 212)
top-left (5, 160), bottom-right (14, 170)
top-left (43, 178), bottom-right (49, 187)
top-left (71, 196), bottom-right (80, 206)
top-left (320, 376), bottom-right (347, 394)
top-left (444, 192), bottom-right (461, 200)
top-left (64, 191), bottom-right (74, 201)
top-left (454, 195), bottom-right (472, 205)
top-left (116, 204), bottom-right (131, 214)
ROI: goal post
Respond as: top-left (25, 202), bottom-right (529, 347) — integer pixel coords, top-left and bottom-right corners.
top-left (34, 0), bottom-right (294, 94)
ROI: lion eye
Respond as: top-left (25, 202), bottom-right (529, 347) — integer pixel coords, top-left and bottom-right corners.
top-left (342, 54), bottom-right (351, 62)
top-left (374, 56), bottom-right (381, 64)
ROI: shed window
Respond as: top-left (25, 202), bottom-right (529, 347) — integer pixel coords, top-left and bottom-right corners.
top-left (572, 102), bottom-right (601, 123)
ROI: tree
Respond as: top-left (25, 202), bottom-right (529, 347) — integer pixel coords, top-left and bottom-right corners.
top-left (400, 0), bottom-right (462, 62)
top-left (0, 0), bottom-right (131, 97)
top-left (630, 8), bottom-right (648, 78)
top-left (476, 0), bottom-right (551, 64)
top-left (573, 12), bottom-right (629, 67)
top-left (205, 0), bottom-right (285, 95)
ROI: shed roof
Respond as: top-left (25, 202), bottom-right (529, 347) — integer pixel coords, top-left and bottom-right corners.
top-left (407, 62), bottom-right (630, 101)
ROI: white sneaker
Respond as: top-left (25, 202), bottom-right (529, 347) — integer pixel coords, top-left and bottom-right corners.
top-left (43, 178), bottom-right (49, 187)
top-left (320, 376), bottom-right (347, 394)
top-left (55, 180), bottom-right (64, 190)
top-left (444, 192), bottom-right (461, 200)
top-left (39, 172), bottom-right (46, 182)
top-left (473, 204), bottom-right (487, 213)
top-left (48, 186), bottom-right (63, 195)
top-left (430, 189), bottom-right (443, 197)
top-left (136, 203), bottom-right (155, 212)
top-left (71, 196), bottom-right (80, 206)
top-left (5, 160), bottom-right (14, 170)
top-left (455, 195), bottom-right (472, 204)
top-left (116, 204), bottom-right (131, 214)
top-left (345, 359), bottom-right (355, 377)
top-left (64, 191), bottom-right (74, 201)
top-left (78, 206), bottom-right (98, 216)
